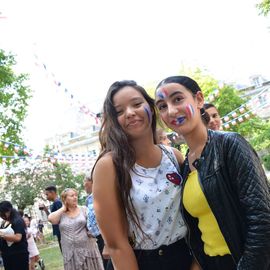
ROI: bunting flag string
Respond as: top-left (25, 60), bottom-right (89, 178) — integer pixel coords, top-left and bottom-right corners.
top-left (220, 85), bottom-right (269, 125)
top-left (205, 88), bottom-right (220, 103)
top-left (1, 152), bottom-right (98, 174)
top-left (33, 48), bottom-right (100, 125)
top-left (0, 139), bottom-right (30, 155)
top-left (0, 152), bottom-right (97, 162)
top-left (221, 100), bottom-right (270, 129)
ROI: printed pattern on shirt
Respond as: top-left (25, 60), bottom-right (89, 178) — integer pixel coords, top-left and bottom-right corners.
top-left (129, 146), bottom-right (187, 249)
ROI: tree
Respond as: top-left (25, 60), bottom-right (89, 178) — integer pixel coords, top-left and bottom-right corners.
top-left (0, 49), bottom-right (32, 159)
top-left (2, 160), bottom-right (85, 210)
top-left (257, 0), bottom-right (270, 16)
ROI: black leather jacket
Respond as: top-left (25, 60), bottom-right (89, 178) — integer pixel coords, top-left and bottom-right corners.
top-left (181, 130), bottom-right (270, 270)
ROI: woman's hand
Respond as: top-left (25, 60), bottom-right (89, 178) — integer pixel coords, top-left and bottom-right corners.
top-left (102, 245), bottom-right (111, 260)
top-left (190, 260), bottom-right (201, 270)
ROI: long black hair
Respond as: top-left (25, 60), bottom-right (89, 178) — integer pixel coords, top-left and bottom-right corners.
top-left (0, 201), bottom-right (25, 228)
top-left (92, 80), bottom-right (157, 239)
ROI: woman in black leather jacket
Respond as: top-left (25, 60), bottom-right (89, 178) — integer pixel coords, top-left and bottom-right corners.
top-left (155, 75), bottom-right (270, 270)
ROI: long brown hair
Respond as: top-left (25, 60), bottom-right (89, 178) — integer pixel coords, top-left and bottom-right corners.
top-left (92, 80), bottom-right (157, 238)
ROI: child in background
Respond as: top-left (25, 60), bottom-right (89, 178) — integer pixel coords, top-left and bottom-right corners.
top-left (23, 215), bottom-right (45, 270)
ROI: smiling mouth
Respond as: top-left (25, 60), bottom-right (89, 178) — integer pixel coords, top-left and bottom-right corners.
top-left (127, 120), bottom-right (141, 127)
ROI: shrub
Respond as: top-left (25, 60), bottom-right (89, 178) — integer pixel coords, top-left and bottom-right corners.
top-left (262, 154), bottom-right (270, 171)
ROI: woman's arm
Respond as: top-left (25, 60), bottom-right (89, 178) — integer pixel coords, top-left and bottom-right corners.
top-left (190, 259), bottom-right (201, 270)
top-left (93, 154), bottom-right (139, 270)
top-left (172, 147), bottom-right (184, 165)
top-left (48, 205), bottom-right (66, 225)
top-left (0, 232), bottom-right (22, 242)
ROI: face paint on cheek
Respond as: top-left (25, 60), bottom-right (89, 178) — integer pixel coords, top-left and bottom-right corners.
top-left (144, 106), bottom-right (151, 124)
top-left (186, 104), bottom-right (195, 119)
top-left (176, 116), bottom-right (185, 124)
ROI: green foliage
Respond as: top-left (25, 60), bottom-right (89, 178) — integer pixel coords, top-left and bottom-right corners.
top-left (2, 161), bottom-right (85, 210)
top-left (257, 0), bottom-right (270, 16)
top-left (262, 154), bottom-right (270, 171)
top-left (0, 49), bottom-right (32, 158)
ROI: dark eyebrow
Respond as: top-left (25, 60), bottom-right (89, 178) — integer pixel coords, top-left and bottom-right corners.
top-left (114, 97), bottom-right (144, 108)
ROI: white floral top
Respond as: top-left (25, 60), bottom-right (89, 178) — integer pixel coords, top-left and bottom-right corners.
top-left (129, 146), bottom-right (187, 250)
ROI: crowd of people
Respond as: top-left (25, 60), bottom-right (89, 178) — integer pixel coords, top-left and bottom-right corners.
top-left (0, 75), bottom-right (270, 270)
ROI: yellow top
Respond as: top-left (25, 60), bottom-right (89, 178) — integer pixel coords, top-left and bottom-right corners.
top-left (183, 170), bottom-right (230, 256)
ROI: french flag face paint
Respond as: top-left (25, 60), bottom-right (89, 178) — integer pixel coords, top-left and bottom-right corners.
top-left (171, 116), bottom-right (185, 126)
top-left (156, 88), bottom-right (168, 100)
top-left (176, 116), bottom-right (185, 124)
top-left (186, 104), bottom-right (195, 119)
top-left (144, 105), bottom-right (151, 124)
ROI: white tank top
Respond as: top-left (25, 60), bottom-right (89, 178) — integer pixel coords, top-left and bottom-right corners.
top-left (129, 146), bottom-right (187, 250)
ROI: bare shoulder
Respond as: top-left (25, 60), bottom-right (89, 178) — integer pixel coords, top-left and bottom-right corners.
top-left (171, 147), bottom-right (184, 164)
top-left (93, 153), bottom-right (116, 187)
top-left (94, 152), bottom-right (114, 172)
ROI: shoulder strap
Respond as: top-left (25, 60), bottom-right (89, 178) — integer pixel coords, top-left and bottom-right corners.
top-left (158, 144), bottom-right (180, 174)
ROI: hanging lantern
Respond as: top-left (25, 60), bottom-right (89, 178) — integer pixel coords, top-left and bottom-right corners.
top-left (239, 107), bottom-right (245, 113)
top-left (224, 123), bottom-right (230, 129)
top-left (209, 95), bottom-right (215, 102)
top-left (218, 81), bottom-right (224, 88)
top-left (213, 89), bottom-right (219, 97)
top-left (224, 116), bottom-right (230, 122)
top-left (232, 120), bottom-right (237, 126)
top-left (238, 117), bottom-right (244, 122)
top-left (245, 113), bottom-right (250, 119)
top-left (14, 145), bottom-right (20, 153)
top-left (232, 112), bottom-right (237, 118)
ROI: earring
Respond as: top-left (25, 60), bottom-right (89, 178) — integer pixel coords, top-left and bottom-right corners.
top-left (200, 107), bottom-right (206, 116)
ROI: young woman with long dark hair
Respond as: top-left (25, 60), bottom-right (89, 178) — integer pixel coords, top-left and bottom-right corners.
top-left (155, 75), bottom-right (270, 270)
top-left (92, 80), bottom-right (192, 270)
top-left (0, 201), bottom-right (29, 270)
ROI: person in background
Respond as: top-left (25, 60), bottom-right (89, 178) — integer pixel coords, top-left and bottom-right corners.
top-left (48, 188), bottom-right (104, 270)
top-left (0, 201), bottom-right (29, 270)
top-left (23, 215), bottom-right (45, 270)
top-left (40, 185), bottom-right (62, 251)
top-left (156, 128), bottom-right (172, 146)
top-left (204, 103), bottom-right (221, 130)
top-left (92, 80), bottom-right (192, 270)
top-left (36, 220), bottom-right (45, 244)
top-left (84, 175), bottom-right (109, 269)
top-left (155, 75), bottom-right (270, 270)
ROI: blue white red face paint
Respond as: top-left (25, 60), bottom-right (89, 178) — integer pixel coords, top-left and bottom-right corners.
top-left (170, 104), bottom-right (194, 126)
top-left (144, 105), bottom-right (151, 124)
top-left (156, 88), bottom-right (168, 100)
top-left (171, 116), bottom-right (185, 126)
top-left (185, 104), bottom-right (195, 119)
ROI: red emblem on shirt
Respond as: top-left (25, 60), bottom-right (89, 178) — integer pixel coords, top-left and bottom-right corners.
top-left (166, 172), bottom-right (182, 185)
